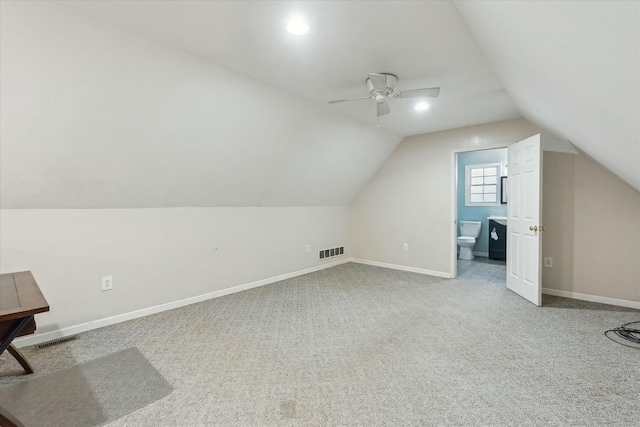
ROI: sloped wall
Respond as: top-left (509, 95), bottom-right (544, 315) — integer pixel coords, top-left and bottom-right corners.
top-left (455, 0), bottom-right (640, 192)
top-left (0, 1), bottom-right (401, 209)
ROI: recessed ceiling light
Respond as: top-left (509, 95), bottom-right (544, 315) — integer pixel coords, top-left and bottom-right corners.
top-left (415, 102), bottom-right (430, 111)
top-left (287, 16), bottom-right (309, 35)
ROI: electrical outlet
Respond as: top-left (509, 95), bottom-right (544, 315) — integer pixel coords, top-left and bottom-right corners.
top-left (544, 257), bottom-right (553, 268)
top-left (403, 243), bottom-right (408, 251)
top-left (102, 276), bottom-right (113, 291)
top-left (306, 245), bottom-right (311, 253)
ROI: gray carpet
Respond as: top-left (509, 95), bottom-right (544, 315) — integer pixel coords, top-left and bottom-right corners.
top-left (0, 263), bottom-right (638, 426)
top-left (0, 347), bottom-right (173, 427)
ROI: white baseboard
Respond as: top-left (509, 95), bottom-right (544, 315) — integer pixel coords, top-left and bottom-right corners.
top-left (542, 288), bottom-right (640, 310)
top-left (349, 258), bottom-right (451, 279)
top-left (15, 258), bottom-right (350, 348)
top-left (472, 251), bottom-right (488, 257)
top-left (20, 261), bottom-right (634, 348)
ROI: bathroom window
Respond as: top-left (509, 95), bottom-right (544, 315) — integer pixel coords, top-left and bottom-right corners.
top-left (465, 163), bottom-right (501, 206)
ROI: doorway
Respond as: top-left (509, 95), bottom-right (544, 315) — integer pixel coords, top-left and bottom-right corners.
top-left (452, 145), bottom-right (508, 286)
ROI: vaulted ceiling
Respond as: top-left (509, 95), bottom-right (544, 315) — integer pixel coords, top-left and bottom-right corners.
top-left (455, 1), bottom-right (639, 191)
top-left (1, 1), bottom-right (637, 209)
top-left (61, 0), bottom-right (523, 138)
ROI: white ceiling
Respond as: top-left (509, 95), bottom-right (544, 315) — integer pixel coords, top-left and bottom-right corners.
top-left (61, 0), bottom-right (521, 138)
top-left (1, 1), bottom-right (638, 209)
top-left (60, 0), bottom-right (640, 191)
top-left (455, 0), bottom-right (639, 191)
top-left (0, 1), bottom-right (402, 208)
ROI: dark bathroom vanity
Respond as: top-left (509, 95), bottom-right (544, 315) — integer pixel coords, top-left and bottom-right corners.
top-left (488, 217), bottom-right (507, 261)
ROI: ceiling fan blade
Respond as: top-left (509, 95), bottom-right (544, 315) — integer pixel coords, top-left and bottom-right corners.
top-left (368, 73), bottom-right (387, 91)
top-left (397, 87), bottom-right (441, 98)
top-left (377, 101), bottom-right (390, 117)
top-left (328, 96), bottom-right (372, 104)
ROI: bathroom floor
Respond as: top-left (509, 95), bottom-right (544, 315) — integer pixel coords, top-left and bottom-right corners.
top-left (457, 257), bottom-right (506, 286)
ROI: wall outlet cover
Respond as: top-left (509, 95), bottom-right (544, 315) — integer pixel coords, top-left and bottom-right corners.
top-left (102, 276), bottom-right (113, 291)
top-left (544, 257), bottom-right (553, 268)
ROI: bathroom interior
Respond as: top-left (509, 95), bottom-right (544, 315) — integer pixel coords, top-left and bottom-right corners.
top-left (456, 147), bottom-right (507, 286)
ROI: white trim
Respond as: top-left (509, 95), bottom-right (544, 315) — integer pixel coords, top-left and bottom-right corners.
top-left (15, 259), bottom-right (350, 348)
top-left (452, 142), bottom-right (513, 155)
top-left (465, 162), bottom-right (502, 206)
top-left (350, 258), bottom-right (451, 278)
top-left (451, 150), bottom-right (457, 278)
top-left (16, 260), bottom-right (637, 348)
top-left (542, 288), bottom-right (640, 310)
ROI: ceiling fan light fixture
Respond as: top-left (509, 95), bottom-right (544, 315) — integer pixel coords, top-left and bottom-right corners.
top-left (286, 16), bottom-right (309, 35)
top-left (328, 73), bottom-right (439, 122)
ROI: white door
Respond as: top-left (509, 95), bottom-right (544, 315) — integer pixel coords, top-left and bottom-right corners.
top-left (506, 134), bottom-right (543, 306)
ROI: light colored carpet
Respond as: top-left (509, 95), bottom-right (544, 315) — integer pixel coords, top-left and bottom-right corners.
top-left (1, 262), bottom-right (638, 426)
top-left (0, 347), bottom-right (173, 427)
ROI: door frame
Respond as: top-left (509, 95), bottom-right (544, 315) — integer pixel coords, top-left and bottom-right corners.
top-left (450, 142), bottom-right (511, 279)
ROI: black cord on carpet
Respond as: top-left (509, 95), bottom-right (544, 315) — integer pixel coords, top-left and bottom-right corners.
top-left (604, 321), bottom-right (640, 349)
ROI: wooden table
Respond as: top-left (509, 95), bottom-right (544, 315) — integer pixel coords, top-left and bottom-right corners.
top-left (0, 271), bottom-right (50, 375)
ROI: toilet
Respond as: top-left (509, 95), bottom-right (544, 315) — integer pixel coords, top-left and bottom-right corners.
top-left (457, 221), bottom-right (482, 260)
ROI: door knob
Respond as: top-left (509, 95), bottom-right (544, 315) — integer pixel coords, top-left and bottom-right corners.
top-left (529, 225), bottom-right (538, 232)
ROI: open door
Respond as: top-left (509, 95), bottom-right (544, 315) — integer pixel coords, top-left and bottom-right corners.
top-left (506, 134), bottom-right (543, 306)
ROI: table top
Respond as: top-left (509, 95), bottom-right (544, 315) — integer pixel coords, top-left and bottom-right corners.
top-left (0, 271), bottom-right (49, 321)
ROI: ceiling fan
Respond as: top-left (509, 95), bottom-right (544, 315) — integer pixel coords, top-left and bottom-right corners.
top-left (329, 73), bottom-right (440, 122)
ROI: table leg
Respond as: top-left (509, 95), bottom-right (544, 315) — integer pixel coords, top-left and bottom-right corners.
top-left (0, 315), bottom-right (35, 374)
top-left (0, 405), bottom-right (26, 427)
top-left (6, 344), bottom-right (34, 374)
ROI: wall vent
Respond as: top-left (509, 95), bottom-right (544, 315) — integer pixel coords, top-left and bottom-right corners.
top-left (37, 335), bottom-right (78, 349)
top-left (319, 246), bottom-right (344, 260)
